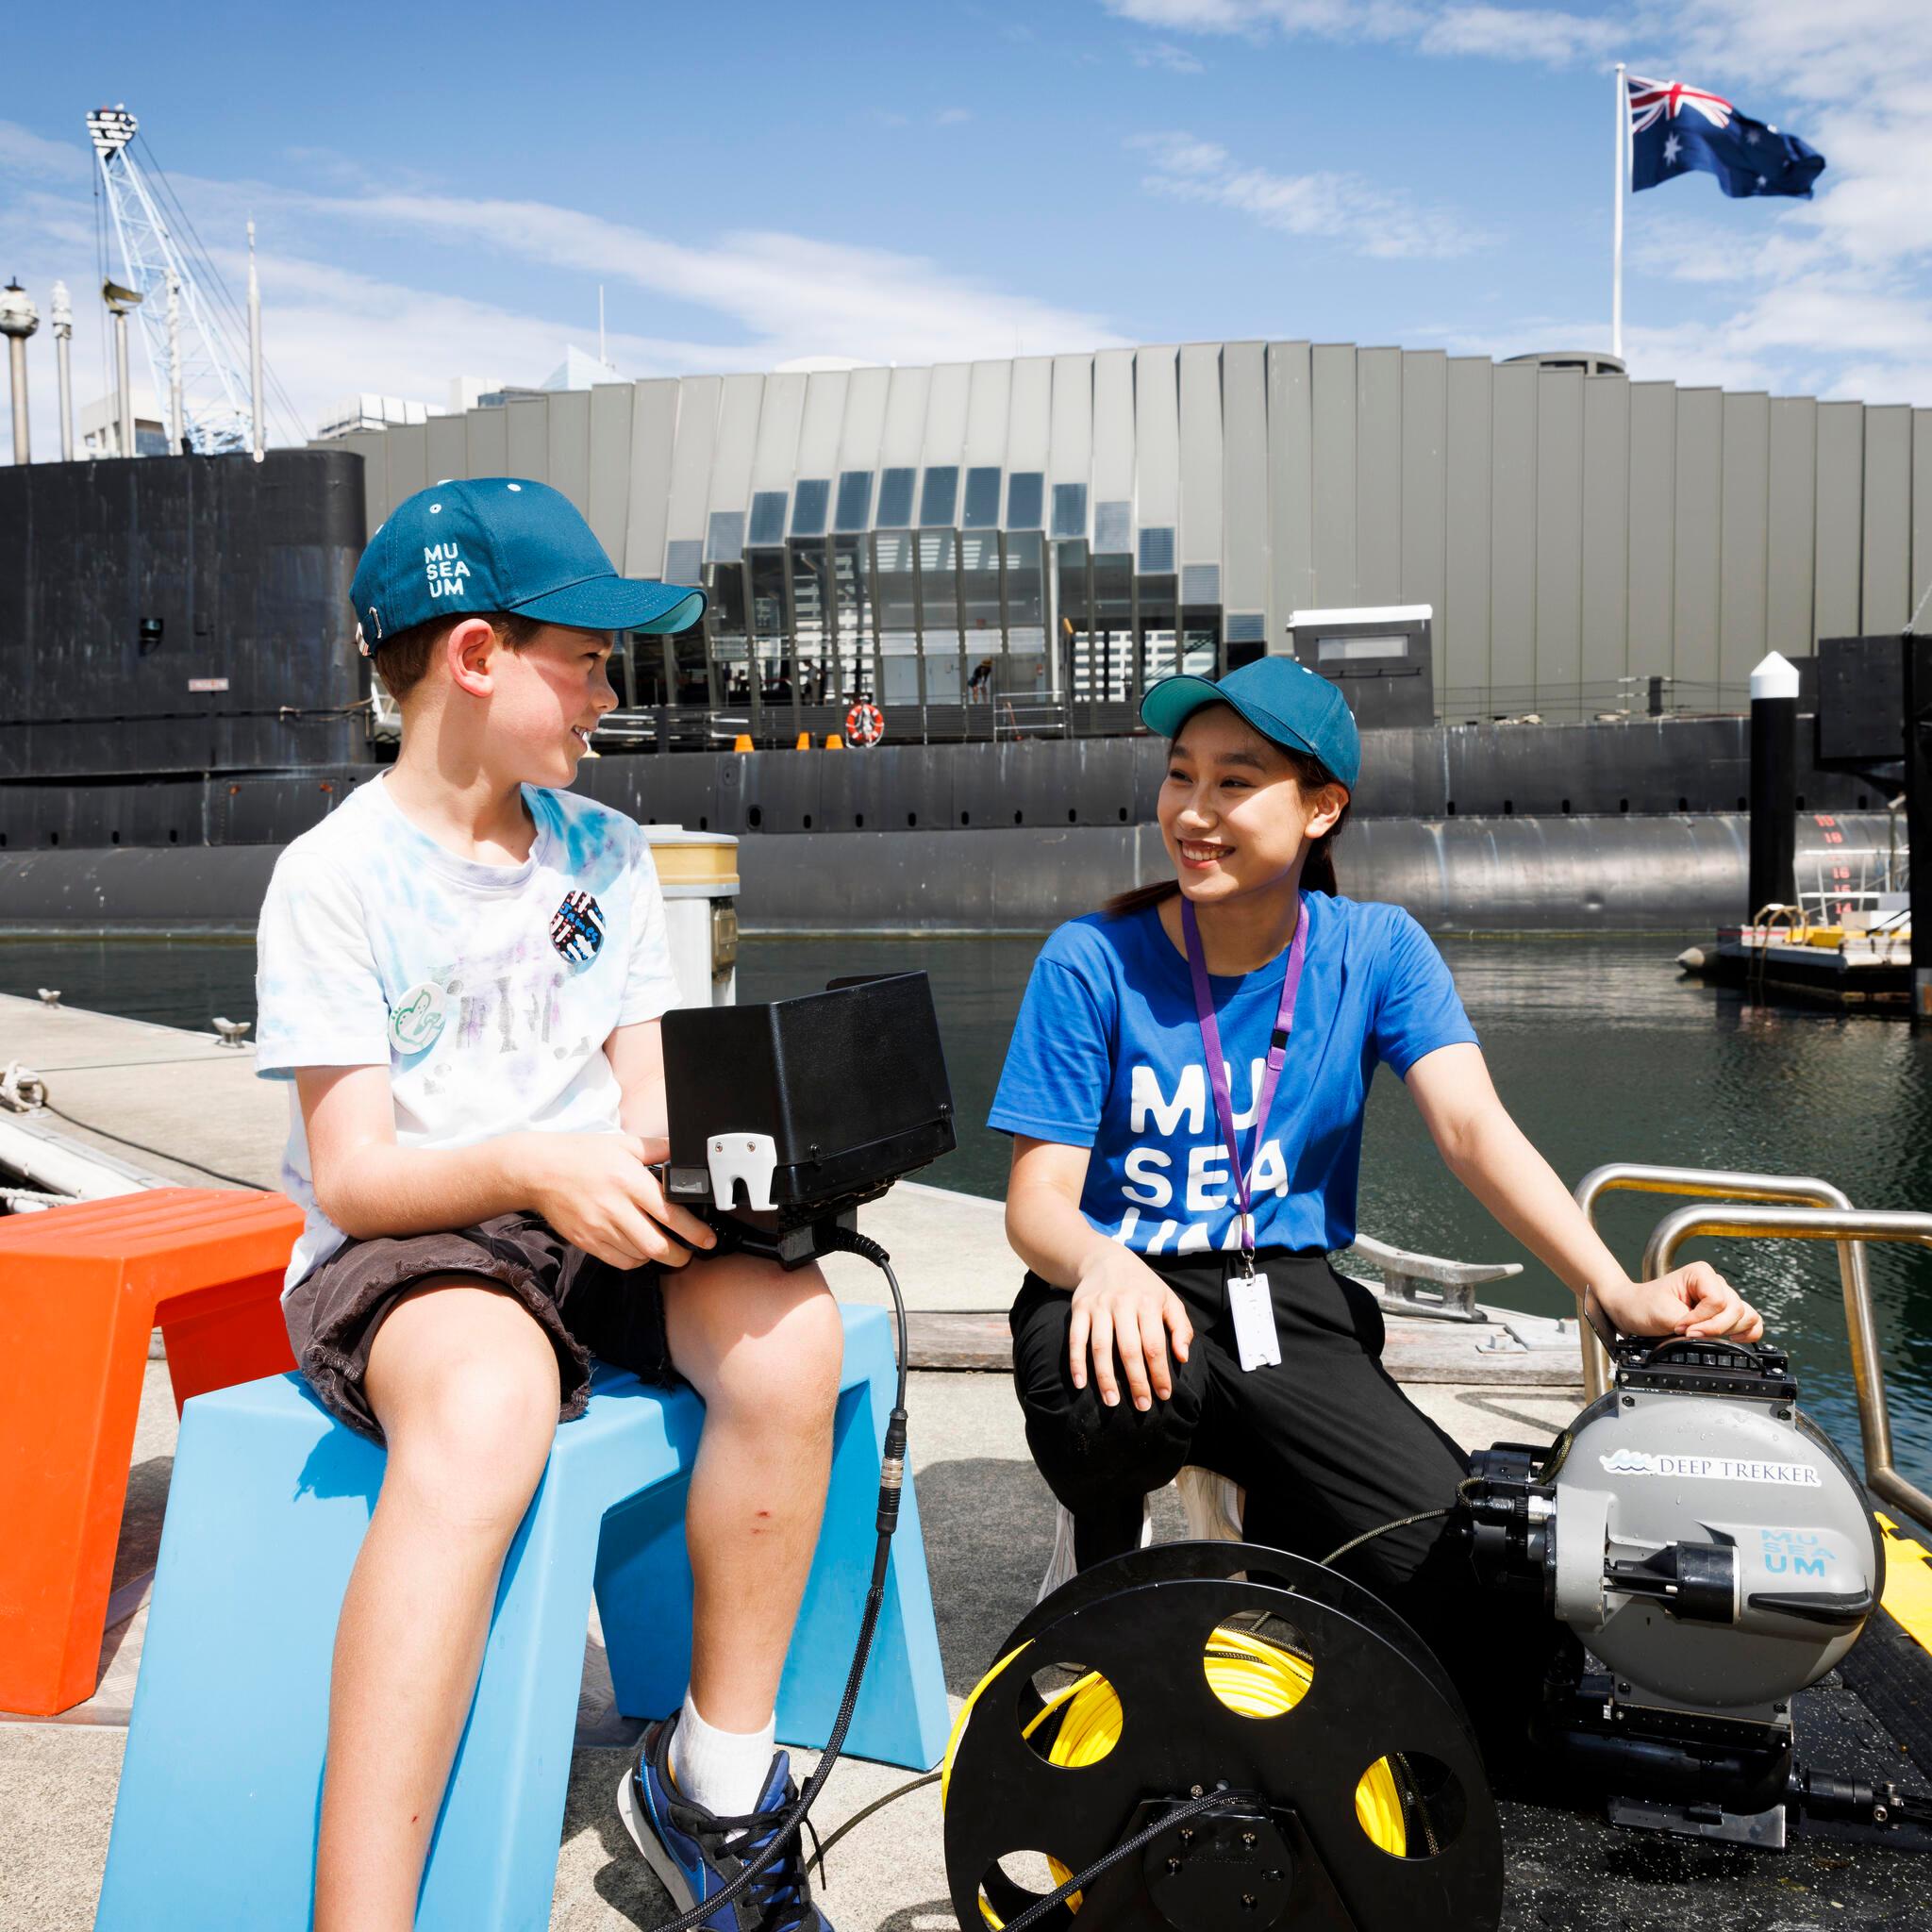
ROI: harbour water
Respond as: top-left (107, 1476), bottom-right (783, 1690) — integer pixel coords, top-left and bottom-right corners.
top-left (5, 926), bottom-right (1928, 1494)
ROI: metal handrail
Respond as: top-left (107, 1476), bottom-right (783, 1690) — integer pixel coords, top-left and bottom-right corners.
top-left (1573, 1164), bottom-right (1867, 1402)
top-left (1641, 1203), bottom-right (1932, 1535)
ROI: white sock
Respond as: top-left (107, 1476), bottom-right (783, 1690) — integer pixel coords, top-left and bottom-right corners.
top-left (669, 1691), bottom-right (776, 1819)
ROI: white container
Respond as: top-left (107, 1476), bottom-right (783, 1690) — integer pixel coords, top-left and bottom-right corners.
top-left (641, 825), bottom-right (740, 1008)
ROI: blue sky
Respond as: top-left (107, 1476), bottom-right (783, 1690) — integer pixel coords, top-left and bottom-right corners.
top-left (4, 0), bottom-right (1925, 449)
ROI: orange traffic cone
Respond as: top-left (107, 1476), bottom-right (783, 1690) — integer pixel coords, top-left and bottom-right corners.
top-left (732, 734), bottom-right (754, 753)
top-left (824, 733), bottom-right (844, 750)
top-left (795, 731), bottom-right (811, 750)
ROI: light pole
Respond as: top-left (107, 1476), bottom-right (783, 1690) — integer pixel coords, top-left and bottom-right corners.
top-left (50, 279), bottom-right (73, 460)
top-left (102, 278), bottom-right (142, 458)
top-left (0, 279), bottom-right (39, 464)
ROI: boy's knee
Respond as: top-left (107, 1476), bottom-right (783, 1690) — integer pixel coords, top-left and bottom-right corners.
top-left (386, 1351), bottom-right (558, 1525)
top-left (712, 1271), bottom-right (842, 1424)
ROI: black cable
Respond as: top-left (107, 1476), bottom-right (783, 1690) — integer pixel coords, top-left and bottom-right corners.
top-left (1001, 1786), bottom-right (1234, 1932)
top-left (38, 1101), bottom-right (261, 1190)
top-left (1318, 1507), bottom-right (1452, 1570)
top-left (803, 1772), bottom-right (940, 1878)
top-left (649, 1226), bottom-right (909, 1932)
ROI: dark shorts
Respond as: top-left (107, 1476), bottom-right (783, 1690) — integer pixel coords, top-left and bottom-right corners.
top-left (282, 1212), bottom-right (675, 1443)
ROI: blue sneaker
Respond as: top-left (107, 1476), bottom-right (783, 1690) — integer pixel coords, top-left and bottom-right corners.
top-left (619, 1714), bottom-right (833, 1932)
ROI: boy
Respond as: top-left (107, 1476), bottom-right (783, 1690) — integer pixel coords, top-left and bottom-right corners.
top-left (255, 477), bottom-right (844, 1932)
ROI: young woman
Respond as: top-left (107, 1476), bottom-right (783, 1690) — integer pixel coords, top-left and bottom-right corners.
top-left (990, 657), bottom-right (1763, 1747)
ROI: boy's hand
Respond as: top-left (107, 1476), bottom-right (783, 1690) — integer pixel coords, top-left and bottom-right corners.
top-left (519, 1132), bottom-right (717, 1271)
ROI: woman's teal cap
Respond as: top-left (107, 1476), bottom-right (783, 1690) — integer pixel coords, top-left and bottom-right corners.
top-left (1141, 658), bottom-right (1361, 789)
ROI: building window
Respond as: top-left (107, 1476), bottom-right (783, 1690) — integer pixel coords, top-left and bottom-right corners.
top-left (919, 466), bottom-right (959, 527)
top-left (834, 469), bottom-right (874, 531)
top-left (1139, 526), bottom-right (1176, 574)
top-left (1051, 482), bottom-right (1088, 540)
top-left (704, 511), bottom-right (745, 565)
top-left (791, 478), bottom-right (831, 538)
top-left (962, 466), bottom-right (1002, 529)
top-left (1094, 499), bottom-right (1132, 554)
top-left (1008, 472), bottom-right (1044, 529)
top-left (877, 466), bottom-right (916, 527)
top-left (1224, 612), bottom-right (1266, 645)
top-left (665, 538), bottom-right (704, 584)
top-left (1180, 562), bottom-right (1221, 606)
top-left (747, 491), bottom-right (788, 547)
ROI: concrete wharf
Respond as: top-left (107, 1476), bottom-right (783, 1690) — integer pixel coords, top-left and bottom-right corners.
top-left (3, 992), bottom-right (1928, 1930)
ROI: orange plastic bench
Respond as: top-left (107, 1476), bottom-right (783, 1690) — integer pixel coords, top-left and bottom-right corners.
top-left (0, 1187), bottom-right (303, 1715)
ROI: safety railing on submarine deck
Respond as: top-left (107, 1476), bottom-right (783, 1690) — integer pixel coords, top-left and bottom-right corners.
top-left (1632, 1202), bottom-right (1932, 1536)
top-left (1574, 1165), bottom-right (1870, 1403)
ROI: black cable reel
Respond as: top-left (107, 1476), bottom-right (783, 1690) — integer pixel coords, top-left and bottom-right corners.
top-left (943, 1542), bottom-right (1503, 1931)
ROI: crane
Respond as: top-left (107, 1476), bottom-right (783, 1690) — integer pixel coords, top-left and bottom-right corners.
top-left (86, 104), bottom-right (257, 455)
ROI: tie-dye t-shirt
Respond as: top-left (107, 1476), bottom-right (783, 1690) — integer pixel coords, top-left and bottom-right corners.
top-left (254, 774), bottom-right (681, 1291)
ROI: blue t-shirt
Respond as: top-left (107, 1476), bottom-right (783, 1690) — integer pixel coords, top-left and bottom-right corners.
top-left (988, 893), bottom-right (1477, 1257)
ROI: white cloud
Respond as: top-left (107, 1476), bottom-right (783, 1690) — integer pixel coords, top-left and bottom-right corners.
top-left (935, 107), bottom-right (974, 125)
top-left (0, 142), bottom-right (1126, 452)
top-left (1136, 130), bottom-right (1490, 258)
top-left (1133, 40), bottom-right (1208, 72)
top-left (0, 118), bottom-right (90, 181)
top-left (1104, 0), bottom-right (1932, 402)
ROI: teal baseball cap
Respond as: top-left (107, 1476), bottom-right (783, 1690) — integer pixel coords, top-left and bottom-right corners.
top-left (351, 476), bottom-right (706, 653)
top-left (1141, 657), bottom-right (1361, 789)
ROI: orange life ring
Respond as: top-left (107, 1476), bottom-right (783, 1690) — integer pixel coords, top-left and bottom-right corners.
top-left (844, 701), bottom-right (885, 746)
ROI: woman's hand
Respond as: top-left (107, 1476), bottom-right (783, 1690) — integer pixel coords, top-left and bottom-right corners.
top-left (1593, 1263), bottom-right (1764, 1344)
top-left (1068, 1244), bottom-right (1194, 1411)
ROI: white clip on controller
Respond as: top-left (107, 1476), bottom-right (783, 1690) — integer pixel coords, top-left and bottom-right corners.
top-left (706, 1134), bottom-right (779, 1213)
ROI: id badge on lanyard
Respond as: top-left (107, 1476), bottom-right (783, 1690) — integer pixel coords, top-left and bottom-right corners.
top-left (1181, 897), bottom-right (1307, 1373)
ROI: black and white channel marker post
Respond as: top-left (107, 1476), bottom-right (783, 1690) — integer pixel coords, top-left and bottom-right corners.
top-left (1748, 650), bottom-right (1800, 925)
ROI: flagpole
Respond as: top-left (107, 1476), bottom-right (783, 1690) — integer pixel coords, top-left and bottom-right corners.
top-left (1612, 61), bottom-right (1626, 361)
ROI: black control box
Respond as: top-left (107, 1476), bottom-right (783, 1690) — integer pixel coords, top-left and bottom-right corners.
top-left (661, 973), bottom-right (955, 1234)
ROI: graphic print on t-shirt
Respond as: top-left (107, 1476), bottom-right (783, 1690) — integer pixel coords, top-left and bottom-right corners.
top-left (987, 896), bottom-right (1479, 1257)
top-left (549, 890), bottom-right (606, 965)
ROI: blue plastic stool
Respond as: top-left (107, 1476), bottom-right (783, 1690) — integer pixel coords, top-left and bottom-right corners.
top-left (98, 1303), bottom-right (948, 1931)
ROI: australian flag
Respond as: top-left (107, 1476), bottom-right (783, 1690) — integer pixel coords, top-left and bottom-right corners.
top-left (1628, 75), bottom-right (1825, 199)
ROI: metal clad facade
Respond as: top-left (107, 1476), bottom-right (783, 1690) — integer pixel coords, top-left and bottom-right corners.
top-left (1673, 389), bottom-right (1723, 692)
top-left (1534, 369), bottom-right (1584, 698)
top-left (1914, 409), bottom-right (1932, 626)
top-left (546, 389), bottom-right (592, 515)
top-left (1399, 350), bottom-right (1447, 692)
top-left (1355, 346), bottom-right (1402, 605)
top-left (1221, 342), bottom-right (1269, 622)
top-left (424, 414), bottom-right (466, 488)
top-left (464, 402), bottom-right (508, 483)
top-left (1580, 375), bottom-right (1628, 688)
top-left (1766, 397), bottom-right (1816, 662)
top-left (328, 338), bottom-right (1921, 721)
top-left (1861, 403), bottom-right (1912, 633)
top-left (1625, 383), bottom-right (1676, 683)
top-left (1178, 342), bottom-right (1223, 567)
top-left (1489, 360), bottom-right (1536, 696)
top-left (505, 398), bottom-right (547, 483)
top-left (587, 383), bottom-right (634, 564)
top-left (1310, 344), bottom-right (1357, 606)
top-left (622, 379), bottom-right (678, 576)
top-left (1442, 356), bottom-right (1491, 702)
top-left (1266, 341), bottom-right (1314, 634)
top-left (1814, 400), bottom-right (1864, 637)
top-left (1719, 391), bottom-right (1770, 694)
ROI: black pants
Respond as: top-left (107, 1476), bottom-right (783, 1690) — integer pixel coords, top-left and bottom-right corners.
top-left (1010, 1248), bottom-right (1553, 1760)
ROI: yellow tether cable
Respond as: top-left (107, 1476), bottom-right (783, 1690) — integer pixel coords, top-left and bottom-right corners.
top-left (944, 1623), bottom-right (1410, 1926)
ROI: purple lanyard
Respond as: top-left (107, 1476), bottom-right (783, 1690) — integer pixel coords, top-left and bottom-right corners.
top-left (1181, 896), bottom-right (1307, 1272)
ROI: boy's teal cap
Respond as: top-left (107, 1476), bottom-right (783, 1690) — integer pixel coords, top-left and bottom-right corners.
top-left (351, 476), bottom-right (705, 652)
top-left (1141, 657), bottom-right (1361, 789)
